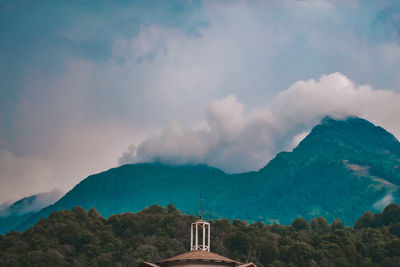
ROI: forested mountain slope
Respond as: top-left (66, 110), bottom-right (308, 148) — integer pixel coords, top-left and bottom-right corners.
top-left (15, 117), bottom-right (400, 231)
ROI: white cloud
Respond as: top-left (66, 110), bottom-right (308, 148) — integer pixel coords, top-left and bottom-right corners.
top-left (0, 123), bottom-right (140, 203)
top-left (3, 1), bottom-right (400, 201)
top-left (120, 72), bottom-right (400, 173)
top-left (273, 72), bottom-right (400, 138)
top-left (0, 149), bottom-right (56, 203)
top-left (119, 94), bottom-right (279, 172)
top-left (45, 124), bottom-right (139, 193)
top-left (373, 193), bottom-right (394, 210)
top-left (0, 189), bottom-right (63, 216)
top-left (289, 131), bottom-right (310, 150)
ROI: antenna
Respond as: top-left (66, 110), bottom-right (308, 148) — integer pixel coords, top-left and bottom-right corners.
top-left (191, 193), bottom-right (210, 251)
top-left (200, 194), bottom-right (202, 220)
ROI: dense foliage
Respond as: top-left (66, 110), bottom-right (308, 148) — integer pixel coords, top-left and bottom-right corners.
top-left (2, 203), bottom-right (400, 267)
top-left (12, 117), bottom-right (400, 234)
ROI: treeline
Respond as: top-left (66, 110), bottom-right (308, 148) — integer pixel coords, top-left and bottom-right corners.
top-left (1, 204), bottom-right (400, 267)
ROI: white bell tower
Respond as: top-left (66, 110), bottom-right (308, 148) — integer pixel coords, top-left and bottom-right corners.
top-left (190, 195), bottom-right (210, 252)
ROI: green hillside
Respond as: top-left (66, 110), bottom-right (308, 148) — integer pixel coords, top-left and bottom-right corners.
top-left (14, 117), bottom-right (400, 231)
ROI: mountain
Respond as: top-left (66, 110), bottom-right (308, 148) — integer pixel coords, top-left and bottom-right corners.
top-left (0, 189), bottom-right (63, 234)
top-left (251, 116), bottom-right (400, 223)
top-left (15, 116), bottom-right (400, 231)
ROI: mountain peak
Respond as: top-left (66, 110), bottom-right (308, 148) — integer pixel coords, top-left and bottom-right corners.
top-left (320, 115), bottom-right (366, 125)
top-left (296, 116), bottom-right (400, 158)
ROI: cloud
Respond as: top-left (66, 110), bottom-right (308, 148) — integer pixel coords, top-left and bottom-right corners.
top-left (289, 131), bottom-right (310, 149)
top-left (120, 72), bottom-right (400, 173)
top-left (2, 0), bottom-right (400, 200)
top-left (373, 193), bottom-right (395, 211)
top-left (44, 124), bottom-right (138, 194)
top-left (273, 72), bottom-right (400, 136)
top-left (0, 189), bottom-right (63, 217)
top-left (0, 149), bottom-right (56, 203)
top-left (119, 94), bottom-right (280, 172)
top-left (0, 123), bottom-right (139, 203)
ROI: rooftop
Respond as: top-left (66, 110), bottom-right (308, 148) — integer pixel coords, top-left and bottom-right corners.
top-left (156, 250), bottom-right (240, 265)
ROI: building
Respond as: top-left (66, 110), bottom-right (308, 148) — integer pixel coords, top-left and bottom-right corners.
top-left (141, 217), bottom-right (257, 267)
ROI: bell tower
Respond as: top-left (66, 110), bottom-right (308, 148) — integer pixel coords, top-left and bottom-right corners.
top-left (190, 195), bottom-right (210, 251)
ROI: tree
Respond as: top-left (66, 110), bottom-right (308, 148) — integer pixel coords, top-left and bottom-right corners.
top-left (354, 211), bottom-right (378, 229)
top-left (383, 203), bottom-right (400, 225)
top-left (311, 217), bottom-right (328, 233)
top-left (291, 218), bottom-right (310, 231)
top-left (330, 218), bottom-right (344, 231)
top-left (166, 204), bottom-right (179, 215)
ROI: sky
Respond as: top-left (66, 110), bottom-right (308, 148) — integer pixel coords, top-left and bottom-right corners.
top-left (1, 0), bottom-right (400, 203)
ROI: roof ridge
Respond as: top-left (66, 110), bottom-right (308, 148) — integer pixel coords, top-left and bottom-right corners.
top-left (156, 250), bottom-right (240, 264)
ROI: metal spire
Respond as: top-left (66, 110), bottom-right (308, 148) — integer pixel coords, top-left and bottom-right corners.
top-left (200, 193), bottom-right (202, 220)
top-left (191, 193), bottom-right (210, 251)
